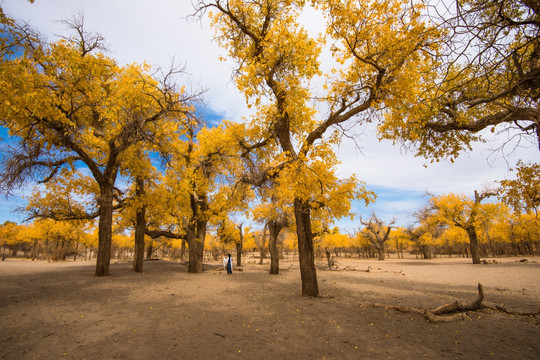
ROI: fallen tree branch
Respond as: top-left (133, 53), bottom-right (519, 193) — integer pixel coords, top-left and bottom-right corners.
top-left (369, 283), bottom-right (540, 322)
top-left (484, 302), bottom-right (540, 317)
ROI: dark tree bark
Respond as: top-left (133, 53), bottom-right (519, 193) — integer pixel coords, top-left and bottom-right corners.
top-left (31, 241), bottom-right (38, 261)
top-left (294, 198), bottom-right (318, 296)
top-left (73, 241), bottom-right (79, 261)
top-left (258, 226), bottom-right (268, 265)
top-left (236, 223), bottom-right (243, 268)
top-left (325, 247), bottom-right (334, 268)
top-left (180, 239), bottom-right (186, 261)
top-left (268, 219), bottom-right (284, 275)
top-left (187, 218), bottom-right (206, 273)
top-left (376, 246), bottom-right (385, 261)
top-left (187, 192), bottom-right (208, 273)
top-left (146, 242), bottom-right (154, 259)
top-left (133, 177), bottom-right (146, 273)
top-left (466, 226), bottom-right (481, 264)
top-left (421, 245), bottom-right (433, 259)
top-left (95, 185), bottom-right (114, 276)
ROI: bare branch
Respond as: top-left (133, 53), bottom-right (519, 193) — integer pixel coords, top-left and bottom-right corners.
top-left (56, 10), bottom-right (108, 56)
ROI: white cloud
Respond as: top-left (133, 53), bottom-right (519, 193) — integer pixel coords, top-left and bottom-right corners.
top-left (335, 124), bottom-right (537, 195)
top-left (4, 0), bottom-right (248, 120)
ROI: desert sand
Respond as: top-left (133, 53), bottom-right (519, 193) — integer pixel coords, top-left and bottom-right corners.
top-left (1, 256), bottom-right (539, 359)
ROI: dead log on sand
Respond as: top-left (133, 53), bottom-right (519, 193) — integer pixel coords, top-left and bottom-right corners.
top-left (370, 283), bottom-right (540, 322)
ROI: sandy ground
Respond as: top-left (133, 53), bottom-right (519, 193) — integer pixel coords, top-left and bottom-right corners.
top-left (1, 256), bottom-right (539, 360)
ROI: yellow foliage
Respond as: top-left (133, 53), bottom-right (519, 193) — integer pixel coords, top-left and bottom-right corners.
top-left (389, 227), bottom-right (412, 249)
top-left (241, 228), bottom-right (257, 250)
top-left (280, 230), bottom-right (298, 251)
top-left (112, 233), bottom-right (133, 249)
top-left (24, 168), bottom-right (99, 220)
top-left (377, 0), bottom-right (537, 162)
top-left (439, 226), bottom-right (469, 247)
top-left (499, 161), bottom-right (540, 215)
top-left (0, 221), bottom-right (19, 246)
top-left (315, 231), bottom-right (349, 250)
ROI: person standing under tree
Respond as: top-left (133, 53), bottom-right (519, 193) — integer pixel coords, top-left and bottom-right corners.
top-left (223, 254), bottom-right (233, 274)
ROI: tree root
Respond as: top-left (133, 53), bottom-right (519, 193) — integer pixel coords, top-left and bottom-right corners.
top-left (370, 283), bottom-right (540, 322)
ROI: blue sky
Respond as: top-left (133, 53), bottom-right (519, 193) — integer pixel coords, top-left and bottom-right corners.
top-left (0, 0), bottom-right (537, 230)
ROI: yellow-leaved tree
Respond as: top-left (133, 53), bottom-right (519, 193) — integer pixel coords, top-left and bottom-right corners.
top-left (216, 216), bottom-right (244, 263)
top-left (0, 14), bottom-right (195, 276)
top-left (0, 220), bottom-right (18, 260)
top-left (18, 219), bottom-right (91, 261)
top-left (429, 190), bottom-right (496, 264)
top-left (152, 122), bottom-right (249, 273)
top-left (376, 1), bottom-right (539, 219)
top-left (498, 161), bottom-right (540, 216)
top-left (359, 214), bottom-right (396, 261)
top-left (379, 0), bottom-right (539, 161)
top-left (194, 0), bottom-right (438, 296)
top-left (313, 225), bottom-right (349, 268)
top-left (437, 225), bottom-right (468, 256)
top-left (24, 168), bottom-right (99, 221)
top-left (250, 198), bottom-right (291, 274)
top-left (389, 227), bottom-right (411, 259)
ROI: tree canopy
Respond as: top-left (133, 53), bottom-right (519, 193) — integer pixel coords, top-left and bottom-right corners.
top-left (0, 13), bottom-right (197, 275)
top-left (380, 0), bottom-right (539, 160)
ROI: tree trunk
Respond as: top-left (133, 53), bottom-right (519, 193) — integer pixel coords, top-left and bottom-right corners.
top-left (146, 242), bottom-right (153, 259)
top-left (187, 219), bottom-right (207, 273)
top-left (73, 241), bottom-right (79, 261)
top-left (325, 247), bottom-right (334, 268)
top-left (467, 227), bottom-right (481, 264)
top-left (133, 178), bottom-right (146, 273)
top-left (377, 246), bottom-right (385, 261)
top-left (187, 190), bottom-right (208, 273)
top-left (236, 224), bottom-right (243, 268)
top-left (95, 185), bottom-right (113, 276)
top-left (258, 225), bottom-right (268, 265)
top-left (294, 198), bottom-right (319, 297)
top-left (133, 207), bottom-right (146, 271)
top-left (31, 241), bottom-right (38, 261)
top-left (268, 220), bottom-right (283, 275)
top-left (180, 239), bottom-right (186, 261)
top-left (422, 245), bottom-right (433, 259)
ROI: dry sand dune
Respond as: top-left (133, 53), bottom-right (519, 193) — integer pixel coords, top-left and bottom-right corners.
top-left (1, 256), bottom-right (539, 359)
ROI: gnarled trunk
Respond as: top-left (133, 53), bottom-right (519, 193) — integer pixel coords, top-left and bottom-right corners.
top-left (146, 242), bottom-right (153, 259)
top-left (467, 227), bottom-right (481, 264)
top-left (73, 241), bottom-right (79, 261)
top-left (95, 185), bottom-right (113, 276)
top-left (421, 244), bottom-right (433, 259)
top-left (236, 224), bottom-right (243, 268)
top-left (133, 178), bottom-right (146, 273)
top-left (377, 250), bottom-right (385, 261)
top-left (294, 198), bottom-right (318, 296)
top-left (180, 239), bottom-right (186, 261)
top-left (187, 218), bottom-right (206, 273)
top-left (187, 192), bottom-right (208, 273)
top-left (325, 247), bottom-right (334, 268)
top-left (268, 220), bottom-right (283, 275)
